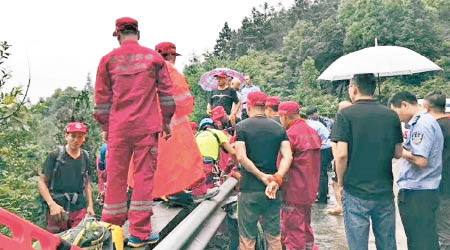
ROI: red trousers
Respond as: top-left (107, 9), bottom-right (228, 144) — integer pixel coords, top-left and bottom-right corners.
top-left (281, 203), bottom-right (314, 250)
top-left (191, 161), bottom-right (214, 196)
top-left (47, 209), bottom-right (86, 233)
top-left (101, 132), bottom-right (158, 240)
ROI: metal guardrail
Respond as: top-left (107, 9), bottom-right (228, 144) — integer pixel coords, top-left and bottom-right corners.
top-left (154, 177), bottom-right (238, 250)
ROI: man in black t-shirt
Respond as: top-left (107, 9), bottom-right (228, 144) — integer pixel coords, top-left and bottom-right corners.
top-left (423, 91), bottom-right (450, 249)
top-left (38, 122), bottom-right (94, 233)
top-left (207, 72), bottom-right (240, 125)
top-left (331, 74), bottom-right (403, 250)
top-left (235, 91), bottom-right (293, 250)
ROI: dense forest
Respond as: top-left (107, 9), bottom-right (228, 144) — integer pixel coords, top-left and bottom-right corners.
top-left (1, 0), bottom-right (449, 230)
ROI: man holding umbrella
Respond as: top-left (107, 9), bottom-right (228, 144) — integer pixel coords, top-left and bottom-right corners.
top-left (207, 72), bottom-right (240, 125)
top-left (332, 74), bottom-right (403, 250)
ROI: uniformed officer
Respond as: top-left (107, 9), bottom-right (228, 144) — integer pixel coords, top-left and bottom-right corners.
top-left (390, 91), bottom-right (444, 250)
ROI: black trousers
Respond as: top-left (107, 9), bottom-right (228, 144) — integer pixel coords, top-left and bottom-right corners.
top-left (398, 189), bottom-right (440, 250)
top-left (318, 148), bottom-right (332, 203)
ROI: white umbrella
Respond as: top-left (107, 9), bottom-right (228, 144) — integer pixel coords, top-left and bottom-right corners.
top-left (318, 45), bottom-right (442, 81)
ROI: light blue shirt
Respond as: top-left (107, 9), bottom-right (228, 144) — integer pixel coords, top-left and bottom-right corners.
top-left (398, 112), bottom-right (443, 190)
top-left (307, 119), bottom-right (332, 149)
top-left (240, 84), bottom-right (261, 110)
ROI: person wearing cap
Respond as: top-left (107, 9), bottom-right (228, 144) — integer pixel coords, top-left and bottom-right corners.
top-left (207, 72), bottom-right (241, 126)
top-left (212, 105), bottom-right (232, 131)
top-left (235, 91), bottom-right (293, 250)
top-left (332, 74), bottom-right (403, 250)
top-left (240, 74), bottom-right (261, 120)
top-left (155, 42), bottom-right (181, 64)
top-left (278, 101), bottom-right (321, 250)
top-left (190, 121), bottom-right (199, 134)
top-left (94, 17), bottom-right (175, 247)
top-left (38, 122), bottom-right (94, 233)
top-left (306, 108), bottom-right (332, 204)
top-left (265, 96), bottom-right (281, 123)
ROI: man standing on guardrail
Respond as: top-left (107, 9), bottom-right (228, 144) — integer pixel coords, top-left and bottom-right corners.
top-left (278, 101), bottom-right (322, 250)
top-left (235, 91), bottom-right (293, 250)
top-left (94, 17), bottom-right (175, 248)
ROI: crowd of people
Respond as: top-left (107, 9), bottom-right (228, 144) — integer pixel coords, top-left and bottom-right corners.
top-left (37, 17), bottom-right (449, 250)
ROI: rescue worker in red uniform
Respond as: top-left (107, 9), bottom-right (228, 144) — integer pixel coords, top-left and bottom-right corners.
top-left (155, 41), bottom-right (180, 64)
top-left (94, 17), bottom-right (175, 248)
top-left (265, 96), bottom-right (281, 123)
top-left (278, 101), bottom-right (322, 250)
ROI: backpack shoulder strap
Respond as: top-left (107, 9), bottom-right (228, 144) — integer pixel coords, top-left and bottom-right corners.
top-left (81, 149), bottom-right (90, 184)
top-left (50, 146), bottom-right (66, 192)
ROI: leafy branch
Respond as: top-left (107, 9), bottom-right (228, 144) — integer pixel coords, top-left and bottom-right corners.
top-left (0, 41), bottom-right (32, 123)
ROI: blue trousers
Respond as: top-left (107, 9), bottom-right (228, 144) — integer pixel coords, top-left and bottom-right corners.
top-left (342, 190), bottom-right (397, 250)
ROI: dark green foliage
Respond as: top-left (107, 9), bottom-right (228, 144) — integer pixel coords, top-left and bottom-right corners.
top-left (185, 0), bottom-right (449, 119)
top-left (214, 22), bottom-right (233, 59)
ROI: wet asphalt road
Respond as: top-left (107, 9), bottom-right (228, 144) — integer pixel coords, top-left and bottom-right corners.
top-left (312, 160), bottom-right (407, 250)
top-left (206, 160), bottom-right (408, 250)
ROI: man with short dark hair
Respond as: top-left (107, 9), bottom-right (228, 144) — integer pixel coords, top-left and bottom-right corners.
top-left (38, 122), bottom-right (95, 233)
top-left (390, 91), bottom-right (443, 250)
top-left (332, 73), bottom-right (403, 250)
top-left (307, 107), bottom-right (329, 129)
top-left (94, 17), bottom-right (175, 248)
top-left (423, 91), bottom-right (450, 250)
top-left (240, 75), bottom-right (261, 120)
top-left (235, 91), bottom-right (293, 250)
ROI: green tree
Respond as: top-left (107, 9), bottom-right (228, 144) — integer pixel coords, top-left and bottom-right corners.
top-left (232, 50), bottom-right (284, 96)
top-left (296, 57), bottom-right (339, 116)
top-left (0, 42), bottom-right (43, 232)
top-left (213, 22), bottom-right (233, 59)
top-left (282, 20), bottom-right (316, 76)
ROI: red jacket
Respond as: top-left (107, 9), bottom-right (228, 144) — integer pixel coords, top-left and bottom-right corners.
top-left (282, 119), bottom-right (322, 205)
top-left (94, 40), bottom-right (175, 134)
